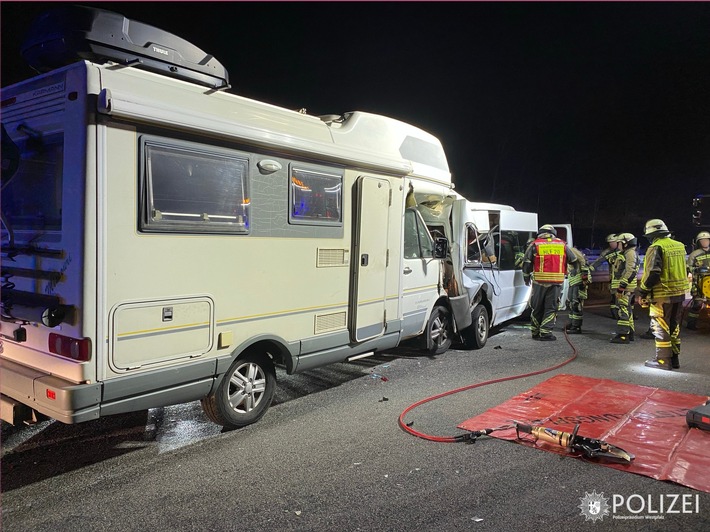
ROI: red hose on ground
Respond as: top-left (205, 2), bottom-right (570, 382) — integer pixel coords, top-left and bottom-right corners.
top-left (398, 330), bottom-right (579, 442)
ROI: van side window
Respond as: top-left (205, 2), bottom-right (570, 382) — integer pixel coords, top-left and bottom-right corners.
top-left (404, 208), bottom-right (433, 259)
top-left (140, 138), bottom-right (249, 234)
top-left (289, 167), bottom-right (342, 225)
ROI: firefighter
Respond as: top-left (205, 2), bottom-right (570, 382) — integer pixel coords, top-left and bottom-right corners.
top-left (610, 233), bottom-right (640, 343)
top-left (638, 219), bottom-right (687, 370)
top-left (589, 233), bottom-right (621, 319)
top-left (564, 246), bottom-right (592, 334)
top-left (523, 225), bottom-right (578, 341)
top-left (686, 230), bottom-right (710, 330)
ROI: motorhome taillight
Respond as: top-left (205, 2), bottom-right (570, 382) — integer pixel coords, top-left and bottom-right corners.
top-left (48, 333), bottom-right (91, 361)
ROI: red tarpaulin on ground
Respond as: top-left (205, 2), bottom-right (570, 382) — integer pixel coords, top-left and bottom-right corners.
top-left (458, 374), bottom-right (710, 493)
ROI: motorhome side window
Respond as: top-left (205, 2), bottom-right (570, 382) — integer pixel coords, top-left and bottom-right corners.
top-left (140, 138), bottom-right (249, 234)
top-left (289, 167), bottom-right (342, 225)
top-left (404, 208), bottom-right (433, 259)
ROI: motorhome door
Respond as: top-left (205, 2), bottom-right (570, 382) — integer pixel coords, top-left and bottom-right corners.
top-left (351, 176), bottom-right (391, 342)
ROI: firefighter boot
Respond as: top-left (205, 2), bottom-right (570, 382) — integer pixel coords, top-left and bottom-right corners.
top-left (686, 319), bottom-right (697, 331)
top-left (610, 333), bottom-right (630, 344)
top-left (538, 334), bottom-right (557, 341)
top-left (644, 358), bottom-right (673, 370)
top-left (565, 323), bottom-right (582, 334)
top-left (640, 328), bottom-right (654, 339)
top-left (671, 354), bottom-right (680, 369)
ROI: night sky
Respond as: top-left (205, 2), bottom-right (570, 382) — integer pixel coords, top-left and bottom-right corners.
top-left (2, 2), bottom-right (709, 249)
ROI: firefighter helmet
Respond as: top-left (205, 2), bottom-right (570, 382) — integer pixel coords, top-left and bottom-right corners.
top-left (538, 224), bottom-right (557, 236)
top-left (605, 233), bottom-right (619, 243)
top-left (620, 233), bottom-right (638, 247)
top-left (696, 231), bottom-right (710, 243)
top-left (643, 219), bottom-right (669, 237)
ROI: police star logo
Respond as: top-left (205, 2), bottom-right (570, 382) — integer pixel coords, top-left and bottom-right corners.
top-left (578, 490), bottom-right (610, 522)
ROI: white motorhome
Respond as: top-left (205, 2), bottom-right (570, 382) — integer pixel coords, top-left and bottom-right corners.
top-left (0, 7), bottom-right (538, 428)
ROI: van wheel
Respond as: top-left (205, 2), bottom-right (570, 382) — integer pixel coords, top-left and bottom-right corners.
top-left (201, 350), bottom-right (276, 429)
top-left (462, 304), bottom-right (489, 349)
top-left (425, 306), bottom-right (453, 355)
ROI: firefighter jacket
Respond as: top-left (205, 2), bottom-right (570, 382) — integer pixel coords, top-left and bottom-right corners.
top-left (612, 246), bottom-right (640, 291)
top-left (567, 247), bottom-right (591, 287)
top-left (589, 247), bottom-right (618, 271)
top-left (522, 234), bottom-right (577, 285)
top-left (687, 247), bottom-right (710, 273)
top-left (687, 247), bottom-right (710, 297)
top-left (639, 236), bottom-right (687, 299)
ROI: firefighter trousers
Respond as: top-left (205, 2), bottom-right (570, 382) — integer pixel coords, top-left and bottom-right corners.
top-left (687, 295), bottom-right (706, 324)
top-left (615, 289), bottom-right (635, 335)
top-left (530, 283), bottom-right (562, 337)
top-left (649, 299), bottom-right (682, 362)
top-left (567, 283), bottom-right (586, 328)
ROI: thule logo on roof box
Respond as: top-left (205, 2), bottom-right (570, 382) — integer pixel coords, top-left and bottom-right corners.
top-left (20, 5), bottom-right (230, 90)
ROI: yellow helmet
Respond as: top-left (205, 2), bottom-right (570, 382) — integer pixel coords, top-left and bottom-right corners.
top-left (643, 219), bottom-right (669, 237)
top-left (605, 233), bottom-right (619, 243)
top-left (696, 231), bottom-right (710, 243)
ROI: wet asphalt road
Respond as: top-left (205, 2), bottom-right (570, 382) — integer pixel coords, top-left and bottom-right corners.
top-left (2, 302), bottom-right (709, 531)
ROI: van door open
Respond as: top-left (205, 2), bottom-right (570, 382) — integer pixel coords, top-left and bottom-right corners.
top-left (495, 209), bottom-right (538, 322)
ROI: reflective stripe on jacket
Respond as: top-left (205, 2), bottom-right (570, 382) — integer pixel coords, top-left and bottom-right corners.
top-left (613, 247), bottom-right (639, 290)
top-left (640, 237), bottom-right (687, 298)
top-left (532, 237), bottom-right (567, 284)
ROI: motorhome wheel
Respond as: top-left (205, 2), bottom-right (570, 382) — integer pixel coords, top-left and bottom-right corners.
top-left (201, 351), bottom-right (276, 428)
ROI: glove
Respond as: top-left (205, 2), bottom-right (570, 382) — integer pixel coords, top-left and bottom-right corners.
top-left (617, 287), bottom-right (625, 295)
top-left (588, 264), bottom-right (595, 272)
top-left (524, 276), bottom-right (531, 287)
top-left (639, 298), bottom-right (650, 309)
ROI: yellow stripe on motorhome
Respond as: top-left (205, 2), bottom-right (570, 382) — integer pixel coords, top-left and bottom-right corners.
top-left (215, 290), bottom-right (414, 326)
top-left (117, 321), bottom-right (210, 338)
top-left (217, 301), bottom-right (350, 324)
top-left (403, 284), bottom-right (439, 294)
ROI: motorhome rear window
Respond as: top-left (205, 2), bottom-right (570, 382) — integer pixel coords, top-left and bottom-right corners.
top-left (289, 167), bottom-right (342, 226)
top-left (1, 132), bottom-right (63, 231)
top-left (140, 139), bottom-right (249, 234)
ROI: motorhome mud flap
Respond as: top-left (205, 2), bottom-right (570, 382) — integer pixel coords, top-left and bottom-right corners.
top-left (448, 294), bottom-right (472, 331)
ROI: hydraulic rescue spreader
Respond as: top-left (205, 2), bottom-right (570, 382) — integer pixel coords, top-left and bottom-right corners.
top-left (514, 421), bottom-right (635, 464)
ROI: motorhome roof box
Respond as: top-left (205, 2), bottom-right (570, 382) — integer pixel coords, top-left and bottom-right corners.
top-left (21, 5), bottom-right (230, 90)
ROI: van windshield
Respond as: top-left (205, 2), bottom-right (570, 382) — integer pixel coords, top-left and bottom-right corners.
top-left (1, 129), bottom-right (63, 232)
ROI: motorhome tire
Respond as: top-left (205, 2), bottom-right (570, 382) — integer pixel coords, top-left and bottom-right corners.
top-left (462, 304), bottom-right (489, 349)
top-left (426, 306), bottom-right (453, 355)
top-left (201, 350), bottom-right (276, 429)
